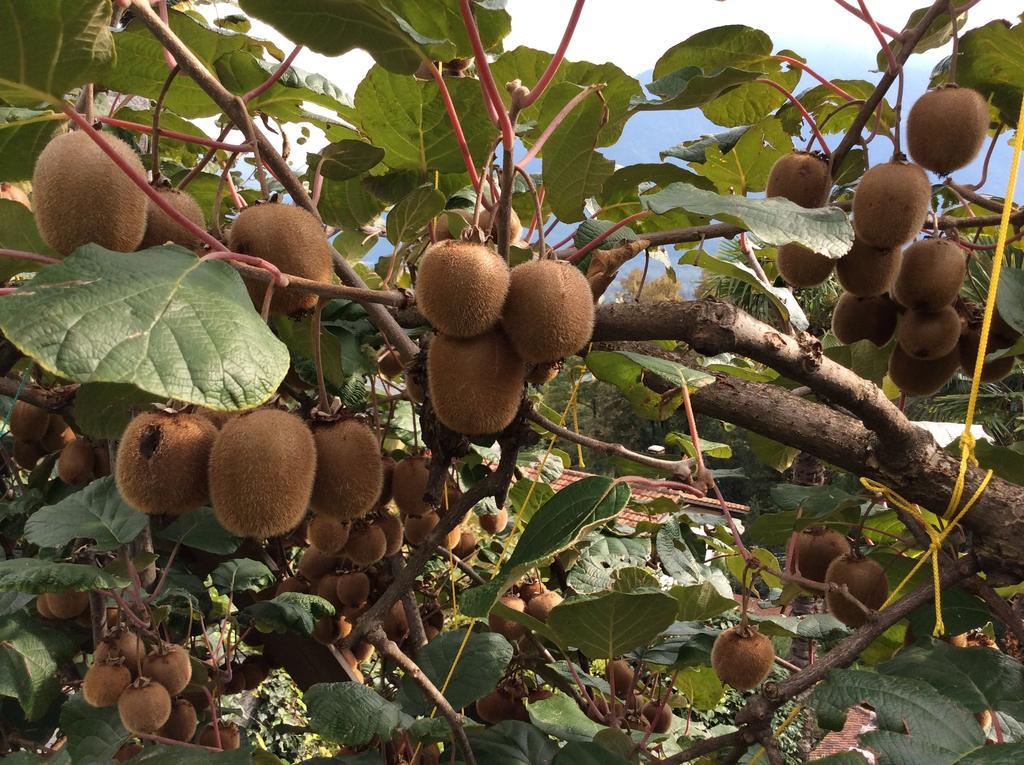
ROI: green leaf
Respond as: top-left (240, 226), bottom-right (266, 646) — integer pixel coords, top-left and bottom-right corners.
top-left (567, 537), bottom-right (651, 595)
top-left (956, 20), bottom-right (1024, 125)
top-left (119, 745), bottom-right (255, 764)
top-left (747, 431), bottom-right (800, 473)
top-left (954, 745), bottom-right (1024, 763)
top-left (0, 246), bottom-right (290, 410)
top-left (661, 126), bottom-right (751, 163)
top-left (60, 694), bottom-right (128, 764)
top-left (0, 612), bottom-right (81, 720)
top-left (906, 587), bottom-right (990, 638)
top-left (0, 558), bottom-right (128, 593)
top-left (643, 184), bottom-right (853, 258)
top-left (386, 185), bottom-right (446, 244)
top-left (318, 140), bottom-right (386, 181)
top-left (0, 109), bottom-right (65, 181)
top-left (674, 664), bottom-right (725, 711)
top-left (997, 266), bottom-right (1024, 336)
top-left (885, 2), bottom-right (973, 70)
top-left (72, 383), bottom-right (162, 441)
top-left (547, 589), bottom-right (678, 659)
top-left (155, 508), bottom-right (242, 555)
top-left (306, 682), bottom-right (403, 746)
top-left (634, 67), bottom-right (760, 112)
top-left (241, 593), bottom-right (335, 637)
top-left (696, 118), bottom-right (793, 195)
top-left (656, 517), bottom-right (732, 596)
top-left (211, 559), bottom-right (274, 594)
top-left (460, 477), bottom-right (631, 617)
top-left (973, 440), bottom-right (1024, 486)
top-left (573, 219), bottom-right (638, 251)
top-left (0, 0), bottom-right (113, 106)
top-left (23, 477), bottom-right (147, 552)
top-left (586, 350), bottom-right (714, 421)
top-left (396, 629), bottom-right (513, 715)
top-left (552, 742), bottom-right (631, 765)
top-left (468, 720), bottom-right (558, 765)
top-left (0, 200), bottom-right (55, 282)
top-left (528, 691), bottom-right (605, 743)
top-left (670, 582), bottom-right (737, 621)
top-left (666, 432), bottom-right (732, 460)
top-left (318, 176), bottom-right (386, 230)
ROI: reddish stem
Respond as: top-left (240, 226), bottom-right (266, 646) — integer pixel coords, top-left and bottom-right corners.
top-left (426, 61), bottom-right (481, 189)
top-left (96, 116), bottom-right (250, 152)
top-left (517, 84), bottom-right (603, 168)
top-left (518, 0), bottom-right (587, 109)
top-left (64, 105), bottom-right (227, 252)
top-left (457, 0), bottom-right (515, 150)
top-left (311, 156), bottom-right (326, 207)
top-left (833, 0), bottom-right (900, 37)
top-left (243, 44), bottom-right (303, 102)
top-left (526, 184), bottom-right (546, 241)
top-left (224, 164), bottom-right (247, 211)
top-left (0, 288), bottom-right (16, 296)
top-left (201, 251), bottom-right (286, 285)
top-left (858, 0), bottom-right (903, 155)
top-left (156, 1), bottom-right (177, 70)
top-left (478, 74), bottom-right (501, 126)
top-left (565, 210), bottom-right (650, 263)
top-left (755, 79), bottom-right (830, 155)
top-left (0, 249), bottom-right (60, 265)
top-left (772, 56), bottom-right (855, 101)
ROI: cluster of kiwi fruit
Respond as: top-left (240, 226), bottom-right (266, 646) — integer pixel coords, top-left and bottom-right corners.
top-left (562, 659), bottom-right (674, 733)
top-left (487, 577), bottom-right (563, 641)
top-left (416, 214), bottom-right (595, 435)
top-left (8, 400), bottom-right (108, 479)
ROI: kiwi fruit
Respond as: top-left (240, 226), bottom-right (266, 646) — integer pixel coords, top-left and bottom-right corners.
top-left (157, 697), bottom-right (198, 742)
top-left (375, 512), bottom-right (404, 556)
top-left (209, 409), bottom-right (317, 539)
top-left (835, 238), bottom-right (901, 297)
top-left (432, 207), bottom-right (471, 240)
top-left (453, 529), bottom-right (477, 559)
top-left (765, 151), bottom-right (831, 208)
top-left (114, 743), bottom-right (143, 762)
top-left (32, 130), bottom-right (148, 256)
top-left (14, 439), bottom-right (44, 470)
top-left (194, 408), bottom-right (236, 429)
top-left (352, 640), bottom-right (375, 663)
top-left (383, 600), bottom-right (409, 641)
top-left (518, 579), bottom-right (545, 601)
top-left (344, 524), bottom-right (387, 567)
top-left (93, 445), bottom-right (112, 477)
top-left (41, 414), bottom-right (75, 453)
top-left (959, 326), bottom-right (1016, 382)
top-left (313, 615), bottom-right (350, 645)
top-left (897, 306), bottom-right (963, 360)
top-left (479, 508), bottom-right (508, 535)
top-left (852, 160), bottom-right (932, 248)
top-left (795, 528), bottom-right (852, 583)
top-left (825, 554), bottom-right (889, 627)
top-left (907, 86), bottom-right (990, 175)
top-left (199, 721), bottom-right (241, 750)
top-left (58, 438), bottom-right (95, 485)
top-left (892, 238), bottom-right (966, 311)
top-left (443, 523), bottom-right (463, 551)
top-left (607, 659), bottom-right (634, 698)
top-left (476, 688), bottom-right (524, 724)
top-left (776, 243), bottom-right (835, 288)
top-left (139, 187), bottom-right (206, 250)
top-left (142, 644), bottom-right (192, 696)
top-left (95, 630), bottom-right (146, 673)
top-left (118, 678), bottom-right (172, 735)
top-left (406, 376), bottom-right (425, 404)
top-left (831, 293), bottom-right (899, 346)
top-left (227, 203), bottom-right (332, 315)
top-left (0, 182), bottom-right (30, 208)
top-left (306, 514), bottom-right (350, 555)
top-left (501, 259), bottom-right (595, 363)
top-left (378, 348), bottom-right (404, 378)
top-left (316, 574), bottom-right (343, 607)
top-left (888, 345), bottom-right (960, 395)
top-left (83, 660), bottom-right (132, 708)
top-left (35, 593), bottom-right (54, 619)
top-left (392, 456), bottom-right (432, 517)
top-left (10, 400), bottom-right (48, 441)
top-left (276, 575), bottom-right (309, 595)
top-left (311, 419), bottom-right (383, 521)
top-left (297, 545), bottom-right (338, 581)
top-left (642, 701), bottom-right (673, 733)
top-left (116, 411), bottom-right (218, 516)
top-left (404, 511), bottom-right (439, 546)
top-left (488, 595), bottom-right (527, 641)
top-left (47, 589), bottom-right (89, 619)
top-left (526, 361), bottom-right (561, 385)
top-left (710, 626), bottom-right (775, 689)
top-left (335, 572), bottom-right (371, 607)
top-left (416, 240), bottom-right (511, 337)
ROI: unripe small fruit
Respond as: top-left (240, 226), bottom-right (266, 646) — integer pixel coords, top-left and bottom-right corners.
top-left (335, 572), bottom-right (371, 607)
top-left (41, 415), bottom-right (75, 453)
top-left (476, 688), bottom-right (524, 724)
top-left (404, 511), bottom-right (439, 545)
top-left (306, 515), bottom-right (350, 555)
top-left (58, 438), bottom-right (95, 485)
top-left (199, 721), bottom-right (241, 750)
top-left (10, 400), bottom-right (48, 441)
top-left (297, 546), bottom-right (338, 581)
top-left (46, 589), bottom-right (89, 619)
top-left (375, 512), bottom-right (404, 556)
top-left (642, 700), bottom-right (673, 733)
top-left (344, 524), bottom-right (387, 567)
top-left (606, 659), bottom-right (634, 698)
top-left (525, 590), bottom-right (562, 622)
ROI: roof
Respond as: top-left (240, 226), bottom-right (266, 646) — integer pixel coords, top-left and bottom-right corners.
top-left (810, 706), bottom-right (877, 762)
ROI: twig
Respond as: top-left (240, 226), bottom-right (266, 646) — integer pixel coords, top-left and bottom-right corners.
top-left (96, 116), bottom-right (250, 152)
top-left (772, 56), bottom-right (855, 101)
top-left (150, 64), bottom-right (180, 182)
top-left (964, 577), bottom-right (1024, 648)
top-left (311, 299), bottom-right (328, 409)
top-left (754, 79), bottom-right (829, 155)
top-left (177, 124), bottom-right (234, 190)
top-left (426, 61), bottom-right (481, 189)
top-left (971, 124), bottom-right (1003, 191)
top-left (457, 0), bottom-right (515, 150)
top-left (518, 84), bottom-right (605, 167)
top-left (517, 0), bottom-right (586, 109)
top-left (243, 44), bottom-right (302, 102)
top-left (512, 165), bottom-right (545, 255)
top-left (565, 210), bottom-right (651, 263)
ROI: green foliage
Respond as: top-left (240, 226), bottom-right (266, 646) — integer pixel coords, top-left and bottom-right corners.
top-left (24, 477), bottom-right (146, 552)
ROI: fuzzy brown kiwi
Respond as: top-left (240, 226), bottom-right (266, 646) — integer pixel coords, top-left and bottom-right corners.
top-left (95, 630), bottom-right (146, 673)
top-left (526, 361), bottom-right (562, 386)
top-left (392, 456), bottom-right (432, 517)
top-left (116, 411), bottom-right (218, 516)
top-left (824, 554), bottom-right (889, 628)
top-left (159, 697), bottom-right (198, 742)
top-left (227, 203), bottom-right (332, 316)
top-left (209, 409), bottom-right (317, 539)
top-left (297, 545), bottom-right (338, 581)
top-left (199, 722), bottom-right (241, 750)
top-left (58, 438), bottom-right (95, 485)
top-left (14, 439), bottom-right (44, 470)
top-left (316, 574), bottom-right (343, 608)
top-left (959, 326), bottom-right (1016, 382)
top-left (139, 187), bottom-right (206, 250)
top-left (404, 511), bottom-right (439, 545)
top-left (378, 348), bottom-right (404, 378)
top-left (454, 529), bottom-right (477, 558)
top-left (892, 238), bottom-right (966, 311)
top-left (344, 524), bottom-right (387, 567)
top-left (766, 151), bottom-right (831, 208)
top-left (607, 659), bottom-right (634, 698)
top-left (502, 259), bottom-right (595, 363)
top-left (476, 688), bottom-right (521, 724)
top-left (852, 160), bottom-right (932, 249)
top-left (41, 415), bottom-right (75, 453)
top-left (310, 419), bottom-right (383, 521)
top-left (776, 243), bottom-right (835, 288)
top-left (35, 593), bottom-right (54, 619)
top-left (306, 514), bottom-right (350, 555)
top-left (82, 660), bottom-right (132, 708)
top-left (480, 206), bottom-right (524, 244)
top-left (525, 591), bottom-right (563, 623)
top-left (375, 512), bottom-right (404, 556)
top-left (276, 575), bottom-right (309, 595)
top-left (194, 408), bottom-right (236, 429)
top-left (378, 455), bottom-right (396, 505)
top-left (835, 238), bottom-right (901, 297)
top-left (488, 595), bottom-right (527, 641)
top-left (642, 701), bottom-right (673, 733)
top-left (795, 527), bottom-right (852, 583)
top-left (428, 329), bottom-right (526, 435)
top-left (888, 345), bottom-right (960, 396)
top-left (518, 579), bottom-right (545, 601)
top-left (416, 240), bottom-right (511, 337)
top-left (383, 600), bottom-right (409, 641)
top-left (118, 678), bottom-right (172, 735)
top-left (907, 86), bottom-right (990, 175)
top-left (897, 306), bottom-right (963, 360)
top-left (710, 626), bottom-right (775, 689)
top-left (335, 572), bottom-right (371, 607)
top-left (93, 445), bottom-right (112, 477)
top-left (32, 130), bottom-right (148, 255)
top-left (10, 400), bottom-right (49, 442)
top-left (479, 508), bottom-right (508, 535)
top-left (47, 589), bottom-right (89, 619)
top-left (0, 182), bottom-right (30, 208)
top-left (831, 293), bottom-right (899, 346)
top-left (443, 523), bottom-right (463, 551)
top-left (142, 644), bottom-right (192, 696)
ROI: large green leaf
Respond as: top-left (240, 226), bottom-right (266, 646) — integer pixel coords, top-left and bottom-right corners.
top-left (567, 537), bottom-right (651, 595)
top-left (670, 582), bottom-right (737, 621)
top-left (24, 477), bottom-right (147, 552)
top-left (239, 0), bottom-right (510, 74)
top-left (552, 742), bottom-right (632, 765)
top-left (60, 694), bottom-right (128, 764)
top-left (241, 593), bottom-right (335, 637)
top-left (548, 589), bottom-right (678, 659)
top-left (211, 559), bottom-right (274, 594)
top-left (155, 508), bottom-right (242, 555)
top-left (956, 20), bottom-right (1024, 125)
top-left (468, 720), bottom-right (558, 765)
top-left (0, 109), bottom-right (65, 181)
top-left (0, 612), bottom-right (82, 720)
top-left (72, 383), bottom-right (162, 441)
top-left (0, 200), bottom-right (54, 282)
top-left (996, 267), bottom-right (1024, 336)
top-left (644, 184), bottom-right (853, 258)
top-left (634, 67), bottom-right (761, 112)
top-left (386, 185), bottom-right (446, 245)
top-left (696, 118), bottom-right (793, 195)
top-left (318, 140), bottom-right (387, 182)
top-left (118, 746), bottom-right (255, 764)
top-left (0, 0), bottom-right (113, 106)
top-left (0, 246), bottom-right (290, 410)
top-left (396, 629), bottom-right (513, 715)
top-left (306, 682), bottom-right (403, 746)
top-left (318, 177), bottom-right (386, 230)
top-left (528, 692), bottom-right (605, 743)
top-left (0, 558), bottom-right (128, 593)
top-left (661, 126), bottom-right (750, 163)
top-left (585, 350), bottom-right (714, 421)
top-left (460, 477), bottom-right (631, 617)
top-left (656, 517), bottom-right (732, 596)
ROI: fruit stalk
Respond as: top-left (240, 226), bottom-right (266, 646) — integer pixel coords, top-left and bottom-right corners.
top-left (517, 83), bottom-right (605, 168)
top-left (425, 60), bottom-right (481, 189)
top-left (517, 0), bottom-right (587, 108)
top-left (771, 56), bottom-right (855, 101)
top-left (565, 210), bottom-right (651, 263)
top-left (243, 44), bottom-right (303, 102)
top-left (754, 79), bottom-right (830, 155)
top-left (456, 0), bottom-right (515, 150)
top-left (0, 249), bottom-right (60, 265)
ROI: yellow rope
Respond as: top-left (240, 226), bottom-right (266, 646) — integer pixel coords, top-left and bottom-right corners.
top-left (857, 92), bottom-right (1024, 636)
